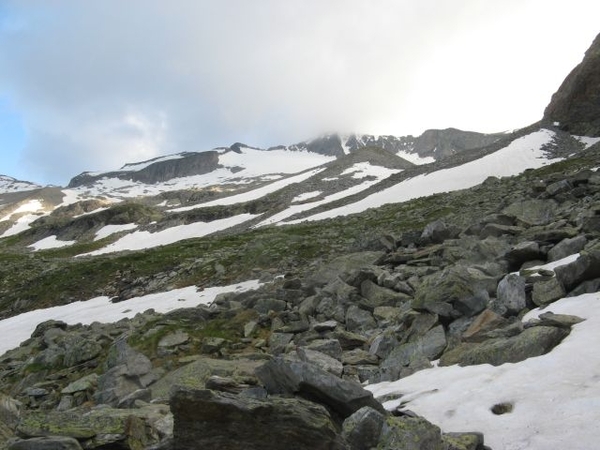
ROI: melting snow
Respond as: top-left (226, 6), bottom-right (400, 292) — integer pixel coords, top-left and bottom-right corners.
top-left (29, 235), bottom-right (76, 251)
top-left (299, 129), bottom-right (558, 222)
top-left (396, 150), bottom-right (436, 165)
top-left (574, 135), bottom-right (600, 149)
top-left (292, 191), bottom-right (323, 203)
top-left (169, 168), bottom-right (325, 211)
top-left (0, 279), bottom-right (262, 356)
top-left (94, 223), bottom-right (138, 241)
top-left (81, 213), bottom-right (258, 255)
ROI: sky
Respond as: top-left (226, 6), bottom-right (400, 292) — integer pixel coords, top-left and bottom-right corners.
top-left (0, 1), bottom-right (599, 186)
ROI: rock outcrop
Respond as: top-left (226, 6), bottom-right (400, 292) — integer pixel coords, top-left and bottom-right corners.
top-left (544, 32), bottom-right (600, 136)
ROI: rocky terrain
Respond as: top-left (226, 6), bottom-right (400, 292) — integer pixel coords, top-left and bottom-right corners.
top-left (0, 30), bottom-right (598, 450)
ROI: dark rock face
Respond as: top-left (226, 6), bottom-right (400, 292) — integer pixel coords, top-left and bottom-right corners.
top-left (170, 388), bottom-right (344, 450)
top-left (68, 151), bottom-right (220, 187)
top-left (544, 32), bottom-right (600, 136)
top-left (411, 128), bottom-right (504, 160)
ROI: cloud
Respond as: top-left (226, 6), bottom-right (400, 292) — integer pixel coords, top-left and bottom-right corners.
top-left (1, 0), bottom-right (599, 184)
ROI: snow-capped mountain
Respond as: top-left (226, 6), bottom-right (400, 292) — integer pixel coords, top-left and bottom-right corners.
top-left (0, 175), bottom-right (40, 194)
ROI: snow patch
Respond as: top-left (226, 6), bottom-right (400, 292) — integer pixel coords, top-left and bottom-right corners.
top-left (299, 129), bottom-right (558, 222)
top-left (396, 150), bottom-right (436, 165)
top-left (0, 279), bottom-right (262, 356)
top-left (94, 223), bottom-right (138, 241)
top-left (81, 213), bottom-right (258, 255)
top-left (29, 235), bottom-right (76, 251)
top-left (292, 191), bottom-right (322, 203)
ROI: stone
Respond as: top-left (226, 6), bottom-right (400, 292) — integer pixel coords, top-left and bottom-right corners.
top-left (61, 374), bottom-right (99, 395)
top-left (341, 349), bottom-right (379, 366)
top-left (536, 312), bottom-right (585, 328)
top-left (308, 252), bottom-right (384, 287)
top-left (345, 305), bottom-right (377, 332)
top-left (342, 406), bottom-right (385, 450)
top-left (369, 332), bottom-right (399, 360)
top-left (201, 337), bottom-right (228, 354)
top-left (532, 277), bottom-right (566, 306)
top-left (377, 416), bottom-right (443, 450)
top-left (462, 309), bottom-right (509, 342)
top-left (268, 333), bottom-right (294, 355)
top-left (420, 220), bottom-right (460, 244)
top-left (312, 320), bottom-right (338, 332)
top-left (554, 250), bottom-right (600, 292)
top-left (334, 330), bottom-right (369, 350)
top-left (243, 321), bottom-right (258, 338)
top-left (158, 331), bottom-right (189, 348)
top-left (305, 339), bottom-right (343, 360)
top-left (547, 235), bottom-right (587, 262)
top-left (502, 199), bottom-right (558, 227)
top-left (255, 357), bottom-right (385, 418)
top-left (254, 298), bottom-right (287, 314)
top-left (494, 274), bottom-right (526, 316)
top-left (16, 406), bottom-right (164, 449)
top-left (504, 241), bottom-right (542, 271)
top-left (442, 432), bottom-right (485, 450)
top-left (150, 357), bottom-right (262, 401)
top-left (440, 326), bottom-right (570, 367)
top-left (296, 347), bottom-right (344, 377)
top-left (170, 388), bottom-right (343, 450)
top-left (360, 280), bottom-right (411, 309)
top-left (62, 338), bottom-right (103, 368)
top-left (7, 436), bottom-right (84, 450)
top-left (413, 267), bottom-right (490, 318)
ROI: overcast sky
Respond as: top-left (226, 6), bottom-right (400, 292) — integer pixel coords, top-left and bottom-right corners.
top-left (1, 1), bottom-right (599, 186)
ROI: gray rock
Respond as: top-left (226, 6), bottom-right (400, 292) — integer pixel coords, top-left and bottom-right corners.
top-left (345, 305), bottom-right (377, 332)
top-left (296, 348), bottom-right (344, 377)
top-left (158, 331), bottom-right (189, 348)
top-left (305, 339), bottom-right (343, 360)
top-left (502, 199), bottom-right (558, 226)
top-left (268, 333), bottom-right (294, 355)
top-left (170, 388), bottom-right (344, 450)
top-left (61, 374), bottom-right (99, 395)
top-left (308, 252), bottom-right (384, 287)
top-left (369, 332), bottom-right (399, 359)
top-left (442, 432), bottom-right (485, 450)
top-left (532, 277), bottom-right (566, 306)
top-left (548, 235), bottom-right (587, 262)
top-left (420, 220), bottom-right (460, 244)
top-left (440, 326), bottom-right (570, 367)
top-left (254, 298), bottom-right (287, 314)
top-left (255, 357), bottom-right (385, 418)
top-left (342, 406), bottom-right (385, 450)
top-left (495, 274), bottom-right (526, 316)
top-left (378, 416), bottom-right (443, 450)
top-left (413, 266), bottom-right (490, 318)
top-left (360, 280), bottom-right (411, 309)
top-left (505, 241), bottom-right (542, 270)
top-left (341, 349), bottom-right (379, 366)
top-left (554, 250), bottom-right (600, 291)
top-left (7, 436), bottom-right (83, 450)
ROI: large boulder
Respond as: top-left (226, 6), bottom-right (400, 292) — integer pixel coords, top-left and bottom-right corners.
top-left (170, 388), bottom-right (344, 450)
top-left (255, 357), bottom-right (385, 418)
top-left (439, 326), bottom-right (569, 367)
top-left (544, 32), bottom-right (600, 136)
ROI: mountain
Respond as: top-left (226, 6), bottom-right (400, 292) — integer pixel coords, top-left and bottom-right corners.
top-left (0, 30), bottom-right (600, 450)
top-left (0, 175), bottom-right (40, 194)
top-left (544, 31), bottom-right (600, 136)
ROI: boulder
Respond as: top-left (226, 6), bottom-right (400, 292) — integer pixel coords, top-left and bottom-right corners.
top-left (494, 274), bottom-right (526, 316)
top-left (554, 250), bottom-right (600, 292)
top-left (255, 357), bottom-right (385, 418)
top-left (439, 326), bottom-right (569, 367)
top-left (377, 416), bottom-right (443, 450)
top-left (531, 277), bottom-right (566, 306)
top-left (7, 436), bottom-right (83, 450)
top-left (412, 267), bottom-right (490, 318)
top-left (547, 235), bottom-right (587, 262)
top-left (296, 347), bottom-right (344, 377)
top-left (502, 199), bottom-right (558, 227)
top-left (341, 406), bottom-right (385, 450)
top-left (170, 388), bottom-right (344, 450)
